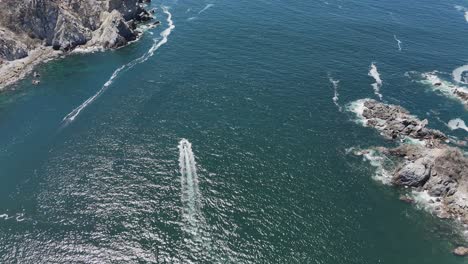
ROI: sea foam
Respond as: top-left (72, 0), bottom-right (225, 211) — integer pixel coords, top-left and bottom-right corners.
top-left (329, 76), bottom-right (342, 111)
top-left (368, 63), bottom-right (383, 100)
top-left (393, 35), bottom-right (402, 51)
top-left (448, 118), bottom-right (468, 132)
top-left (420, 71), bottom-right (468, 106)
top-left (452, 64), bottom-right (468, 84)
top-left (187, 3), bottom-right (214, 21)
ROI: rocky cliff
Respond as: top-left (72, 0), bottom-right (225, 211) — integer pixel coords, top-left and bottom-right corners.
top-left (0, 0), bottom-right (152, 63)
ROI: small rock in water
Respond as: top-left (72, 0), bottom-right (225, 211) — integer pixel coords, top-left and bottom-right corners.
top-left (453, 246), bottom-right (468, 256)
top-left (33, 71), bottom-right (40, 78)
top-left (399, 195), bottom-right (414, 204)
top-left (32, 79), bottom-right (40, 85)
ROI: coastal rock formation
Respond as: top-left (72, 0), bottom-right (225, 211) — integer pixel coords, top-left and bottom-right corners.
top-left (352, 99), bottom-right (468, 227)
top-left (0, 0), bottom-right (153, 89)
top-left (357, 99), bottom-right (447, 142)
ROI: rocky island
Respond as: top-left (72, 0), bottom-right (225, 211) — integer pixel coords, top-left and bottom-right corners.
top-left (351, 99), bottom-right (468, 254)
top-left (0, 0), bottom-right (154, 90)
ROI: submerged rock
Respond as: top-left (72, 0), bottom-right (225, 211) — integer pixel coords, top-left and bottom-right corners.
top-left (399, 195), bottom-right (414, 204)
top-left (453, 247), bottom-right (468, 256)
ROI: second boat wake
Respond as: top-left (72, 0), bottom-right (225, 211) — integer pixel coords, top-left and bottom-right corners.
top-left (62, 7), bottom-right (175, 124)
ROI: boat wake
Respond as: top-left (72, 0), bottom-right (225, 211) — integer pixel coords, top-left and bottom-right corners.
top-left (62, 6), bottom-right (175, 124)
top-left (178, 139), bottom-right (203, 235)
top-left (393, 35), bottom-right (402, 51)
top-left (329, 76), bottom-right (342, 111)
top-left (368, 63), bottom-right (383, 100)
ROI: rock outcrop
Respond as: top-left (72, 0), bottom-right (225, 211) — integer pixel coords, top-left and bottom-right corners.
top-left (421, 72), bottom-right (468, 110)
top-left (454, 246), bottom-right (468, 256)
top-left (358, 99), bottom-right (447, 142)
top-left (0, 0), bottom-right (151, 55)
top-left (352, 99), bottom-right (468, 229)
top-left (0, 0), bottom-right (153, 89)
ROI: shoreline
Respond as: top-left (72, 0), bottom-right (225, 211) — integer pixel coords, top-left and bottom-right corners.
top-left (0, 47), bottom-right (62, 91)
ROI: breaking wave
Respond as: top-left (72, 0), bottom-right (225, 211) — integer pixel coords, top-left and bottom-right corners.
top-left (455, 5), bottom-right (468, 22)
top-left (393, 35), bottom-right (402, 51)
top-left (368, 63), bottom-right (383, 100)
top-left (62, 7), bottom-right (175, 123)
top-left (187, 3), bottom-right (214, 21)
top-left (329, 76), bottom-right (342, 111)
top-left (419, 71), bottom-right (468, 107)
top-left (452, 64), bottom-right (468, 84)
top-left (448, 118), bottom-right (468, 132)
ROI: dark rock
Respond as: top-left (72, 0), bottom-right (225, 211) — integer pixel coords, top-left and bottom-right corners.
top-left (393, 159), bottom-right (431, 187)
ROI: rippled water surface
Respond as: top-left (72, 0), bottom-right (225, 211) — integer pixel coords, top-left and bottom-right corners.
top-left (1, 0), bottom-right (468, 263)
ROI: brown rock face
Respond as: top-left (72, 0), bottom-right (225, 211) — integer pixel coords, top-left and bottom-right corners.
top-left (0, 0), bottom-right (147, 60)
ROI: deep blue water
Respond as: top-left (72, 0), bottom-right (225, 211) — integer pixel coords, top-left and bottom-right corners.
top-left (1, 0), bottom-right (468, 263)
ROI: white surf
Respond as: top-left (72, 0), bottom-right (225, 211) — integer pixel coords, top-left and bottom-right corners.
top-left (452, 64), bottom-right (468, 84)
top-left (187, 3), bottom-right (214, 21)
top-left (393, 35), bottom-right (402, 51)
top-left (329, 76), bottom-right (342, 111)
top-left (62, 7), bottom-right (175, 123)
top-left (198, 3), bottom-right (214, 14)
top-left (448, 118), bottom-right (468, 132)
top-left (368, 63), bottom-right (383, 100)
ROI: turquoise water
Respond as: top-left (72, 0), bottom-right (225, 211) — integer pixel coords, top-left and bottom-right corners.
top-left (1, 0), bottom-right (468, 262)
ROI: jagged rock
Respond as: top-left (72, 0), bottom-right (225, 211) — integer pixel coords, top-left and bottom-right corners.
top-left (353, 99), bottom-right (468, 240)
top-left (393, 158), bottom-right (431, 187)
top-left (0, 32), bottom-right (29, 60)
top-left (359, 99), bottom-right (447, 143)
top-left (0, 0), bottom-right (147, 60)
top-left (89, 10), bottom-right (136, 49)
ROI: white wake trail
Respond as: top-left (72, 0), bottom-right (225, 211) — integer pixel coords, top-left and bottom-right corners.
top-left (393, 35), bottom-right (402, 51)
top-left (178, 139), bottom-right (202, 234)
top-left (329, 76), bottom-right (342, 111)
top-left (62, 7), bottom-right (175, 123)
top-left (368, 63), bottom-right (383, 100)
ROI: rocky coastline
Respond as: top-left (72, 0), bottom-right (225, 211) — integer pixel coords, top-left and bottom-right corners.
top-left (0, 0), bottom-right (155, 90)
top-left (350, 99), bottom-right (468, 255)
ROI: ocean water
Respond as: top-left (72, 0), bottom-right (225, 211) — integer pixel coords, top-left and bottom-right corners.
top-left (1, 0), bottom-right (468, 263)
